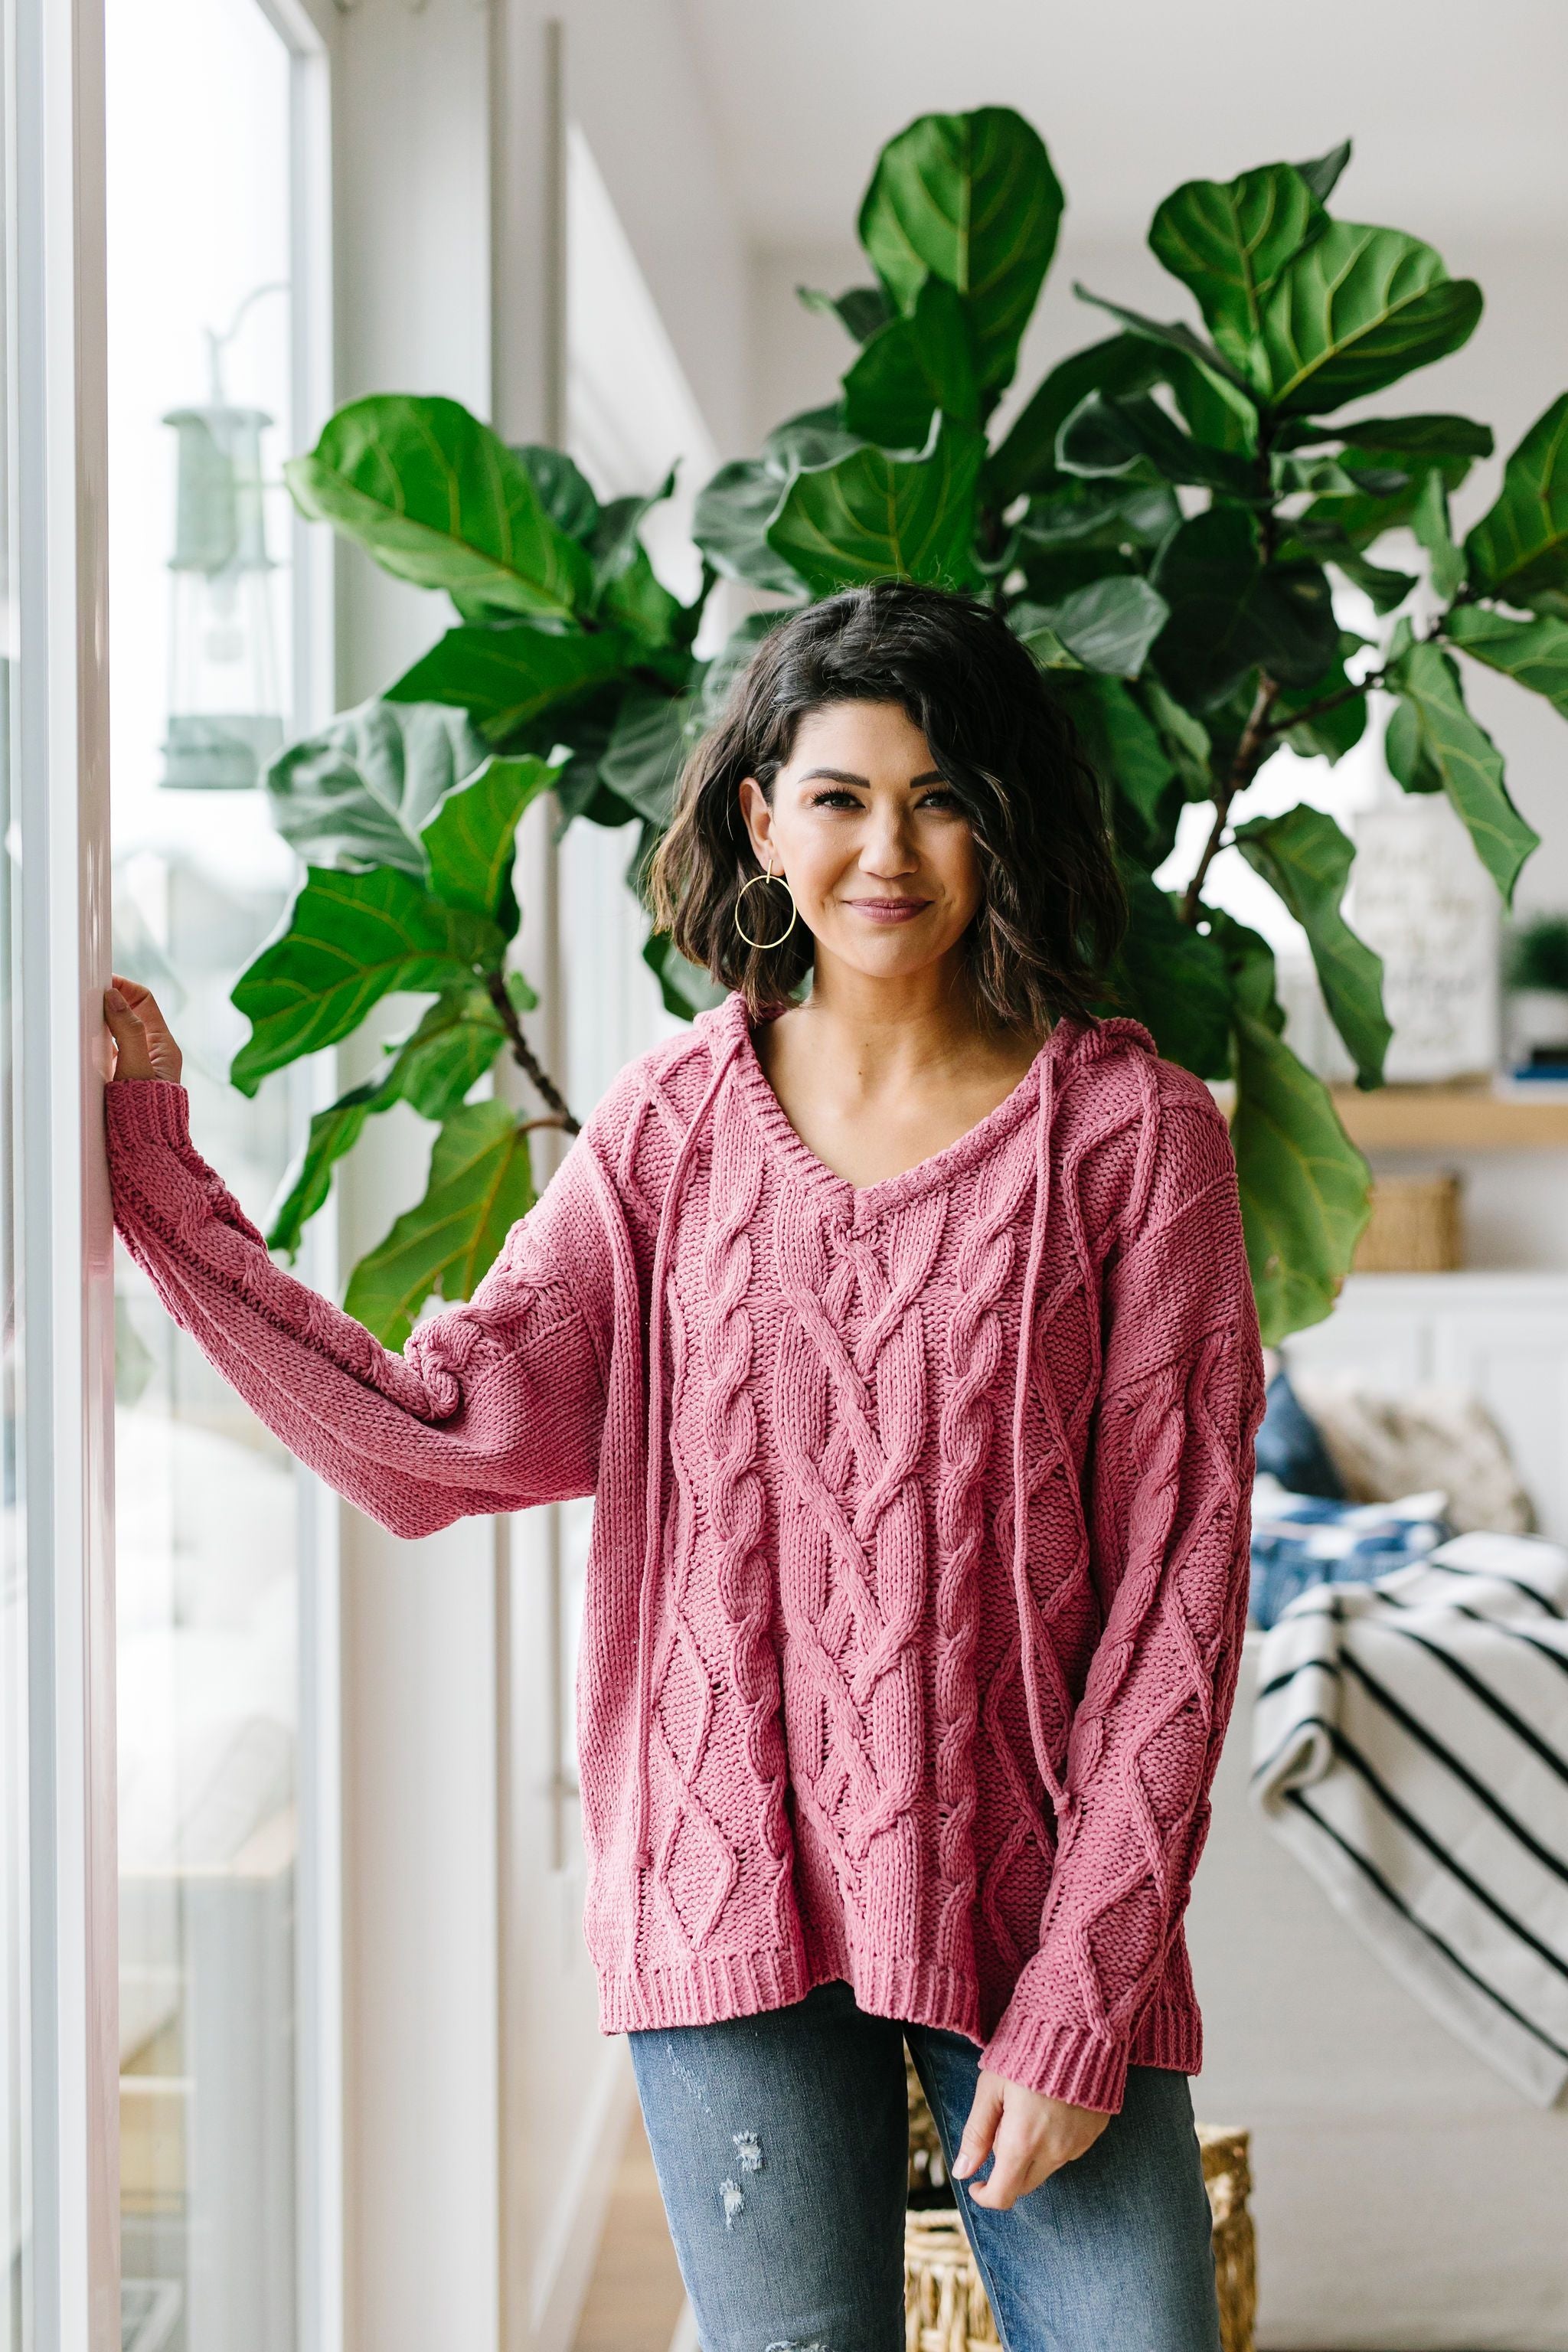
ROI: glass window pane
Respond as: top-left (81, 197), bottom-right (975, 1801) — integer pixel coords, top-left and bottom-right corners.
top-left (106, 5), bottom-right (308, 2345)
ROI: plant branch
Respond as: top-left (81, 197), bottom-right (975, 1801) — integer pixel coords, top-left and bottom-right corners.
top-left (1179, 674), bottom-right (1281, 926)
top-left (485, 968), bottom-right (581, 1135)
top-left (1259, 671), bottom-right (1384, 741)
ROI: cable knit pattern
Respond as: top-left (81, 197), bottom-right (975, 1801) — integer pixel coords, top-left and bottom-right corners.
top-left (103, 992), bottom-right (1264, 2111)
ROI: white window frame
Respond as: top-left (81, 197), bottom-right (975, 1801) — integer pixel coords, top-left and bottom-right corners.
top-left (12, 0), bottom-right (118, 2340)
top-left (11, 0), bottom-right (342, 2344)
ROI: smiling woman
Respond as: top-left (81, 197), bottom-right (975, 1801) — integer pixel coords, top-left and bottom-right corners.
top-left (100, 570), bottom-right (1266, 2352)
top-left (649, 581), bottom-right (1126, 1038)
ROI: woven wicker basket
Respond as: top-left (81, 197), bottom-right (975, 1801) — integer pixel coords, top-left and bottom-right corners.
top-left (903, 2057), bottom-right (1255, 2352)
top-left (1352, 1171), bottom-right (1463, 1272)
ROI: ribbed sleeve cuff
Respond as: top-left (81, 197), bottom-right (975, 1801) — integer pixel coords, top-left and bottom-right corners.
top-left (104, 1076), bottom-right (192, 1152)
top-left (978, 2014), bottom-right (1131, 2113)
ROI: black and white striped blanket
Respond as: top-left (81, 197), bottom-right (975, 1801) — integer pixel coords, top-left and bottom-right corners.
top-left (1251, 1530), bottom-right (1568, 2105)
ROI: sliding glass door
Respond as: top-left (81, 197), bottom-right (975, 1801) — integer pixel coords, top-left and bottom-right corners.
top-left (103, 4), bottom-right (335, 2347)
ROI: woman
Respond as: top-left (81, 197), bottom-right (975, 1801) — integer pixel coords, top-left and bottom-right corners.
top-left (103, 580), bottom-right (1264, 2352)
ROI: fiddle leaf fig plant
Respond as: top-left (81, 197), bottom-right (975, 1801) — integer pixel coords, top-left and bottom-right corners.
top-left (243, 102), bottom-right (1566, 1348)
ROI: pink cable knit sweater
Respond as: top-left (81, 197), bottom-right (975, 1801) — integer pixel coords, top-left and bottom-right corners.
top-left (104, 991), bottom-right (1264, 2112)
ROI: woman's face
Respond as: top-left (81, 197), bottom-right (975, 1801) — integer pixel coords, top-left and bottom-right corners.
top-left (738, 700), bottom-right (983, 988)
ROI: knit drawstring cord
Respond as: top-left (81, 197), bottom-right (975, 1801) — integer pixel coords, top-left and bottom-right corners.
top-left (1008, 1050), bottom-right (1063, 1816)
top-left (629, 1031), bottom-right (746, 1873)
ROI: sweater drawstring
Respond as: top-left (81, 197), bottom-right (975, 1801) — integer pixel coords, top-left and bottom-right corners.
top-left (629, 1031), bottom-right (745, 1872)
top-left (1009, 1051), bottom-right (1063, 1818)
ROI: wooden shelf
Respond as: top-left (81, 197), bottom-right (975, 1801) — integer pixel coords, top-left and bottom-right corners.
top-left (1329, 1084), bottom-right (1568, 1152)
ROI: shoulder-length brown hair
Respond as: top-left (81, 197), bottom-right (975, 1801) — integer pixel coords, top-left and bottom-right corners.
top-left (648, 579), bottom-right (1127, 1031)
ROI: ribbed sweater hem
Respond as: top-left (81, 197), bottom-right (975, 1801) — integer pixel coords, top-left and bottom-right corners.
top-left (982, 1989), bottom-right (1200, 2111)
top-left (594, 1942), bottom-right (1200, 2113)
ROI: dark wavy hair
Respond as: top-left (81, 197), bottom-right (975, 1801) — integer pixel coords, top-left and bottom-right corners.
top-left (648, 580), bottom-right (1126, 1031)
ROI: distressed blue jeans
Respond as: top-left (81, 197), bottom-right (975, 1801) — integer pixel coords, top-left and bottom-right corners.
top-left (628, 1977), bottom-right (1222, 2352)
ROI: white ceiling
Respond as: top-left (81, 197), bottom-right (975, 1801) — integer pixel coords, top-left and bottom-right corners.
top-left (676, 0), bottom-right (1568, 256)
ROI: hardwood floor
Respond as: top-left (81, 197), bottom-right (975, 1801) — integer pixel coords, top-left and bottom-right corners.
top-left (570, 2102), bottom-right (688, 2352)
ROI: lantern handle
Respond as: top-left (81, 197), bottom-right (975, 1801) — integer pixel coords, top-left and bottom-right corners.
top-left (205, 281), bottom-right (289, 406)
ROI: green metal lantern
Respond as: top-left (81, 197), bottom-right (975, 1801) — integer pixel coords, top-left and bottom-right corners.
top-left (160, 295), bottom-right (286, 791)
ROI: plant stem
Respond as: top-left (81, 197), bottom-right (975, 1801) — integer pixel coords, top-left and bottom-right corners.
top-left (1180, 674), bottom-right (1281, 926)
top-left (1259, 671), bottom-right (1384, 741)
top-left (485, 968), bottom-right (581, 1135)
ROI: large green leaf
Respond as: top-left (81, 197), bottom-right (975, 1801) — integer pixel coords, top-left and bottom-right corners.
top-left (1233, 804), bottom-right (1390, 1086)
top-left (1233, 1011), bottom-right (1371, 1342)
top-left (1156, 346), bottom-right (1262, 456)
top-left (1278, 412), bottom-right (1493, 462)
top-left (285, 395), bottom-right (591, 621)
top-left (1148, 163), bottom-right (1325, 388)
top-left (343, 1101), bottom-right (537, 1351)
top-left (1445, 602), bottom-right (1568, 719)
top-left (381, 973), bottom-right (534, 1119)
top-left (589, 475), bottom-right (675, 580)
top-left (1073, 284), bottom-right (1253, 395)
top-left (420, 753), bottom-right (557, 936)
top-left (841, 276), bottom-right (978, 447)
top-left (1047, 672), bottom-right (1175, 836)
top-left (795, 283), bottom-right (893, 344)
top-left (1285, 517), bottom-right (1416, 615)
top-left (386, 623), bottom-right (631, 745)
top-left (643, 929), bottom-right (727, 1022)
top-left (598, 688), bottom-right (698, 828)
top-left (1410, 470), bottom-right (1465, 600)
top-left (1057, 389), bottom-right (1262, 500)
top-left (858, 106), bottom-right (1062, 396)
top-left (230, 866), bottom-right (503, 1095)
top-left (1132, 676), bottom-right (1213, 799)
top-left (1383, 697), bottom-right (1445, 795)
top-left (1152, 505), bottom-right (1338, 704)
top-left (263, 970), bottom-right (540, 1259)
top-left (984, 333), bottom-right (1162, 505)
top-left (267, 1084), bottom-right (380, 1259)
top-left (1270, 632), bottom-right (1370, 763)
top-left (1385, 635), bottom-right (1540, 903)
top-left (1293, 139), bottom-right (1353, 206)
top-left (512, 444), bottom-right (600, 542)
top-left (266, 701), bottom-right (490, 878)
top-left (1107, 866), bottom-right (1232, 1075)
top-left (1024, 576), bottom-right (1170, 680)
top-left (595, 539), bottom-right (685, 650)
top-left (691, 459), bottom-right (807, 594)
top-left (1018, 475), bottom-right (1179, 555)
top-left (765, 418), bottom-right (984, 594)
top-left (1464, 394), bottom-right (1568, 612)
top-left (763, 407), bottom-right (864, 473)
top-left (1217, 914), bottom-right (1371, 1342)
top-left (1256, 222), bottom-right (1481, 416)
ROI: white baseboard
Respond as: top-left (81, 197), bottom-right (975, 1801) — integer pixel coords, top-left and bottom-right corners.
top-left (527, 2037), bottom-right (636, 2352)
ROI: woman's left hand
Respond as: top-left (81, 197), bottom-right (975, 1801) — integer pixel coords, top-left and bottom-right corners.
top-left (950, 2067), bottom-right (1110, 2209)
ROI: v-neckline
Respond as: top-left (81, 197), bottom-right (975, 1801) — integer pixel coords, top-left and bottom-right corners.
top-left (720, 995), bottom-right (1077, 1225)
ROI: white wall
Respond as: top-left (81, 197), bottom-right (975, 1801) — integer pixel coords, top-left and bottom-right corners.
top-left (315, 5), bottom-right (749, 2349)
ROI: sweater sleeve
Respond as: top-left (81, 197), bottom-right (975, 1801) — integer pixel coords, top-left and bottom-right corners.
top-left (104, 1076), bottom-right (612, 1539)
top-left (980, 1074), bottom-right (1266, 2112)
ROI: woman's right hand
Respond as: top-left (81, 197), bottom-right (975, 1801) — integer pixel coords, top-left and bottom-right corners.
top-left (103, 974), bottom-right (183, 1083)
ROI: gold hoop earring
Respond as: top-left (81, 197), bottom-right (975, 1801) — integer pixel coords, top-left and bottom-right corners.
top-left (733, 860), bottom-right (798, 951)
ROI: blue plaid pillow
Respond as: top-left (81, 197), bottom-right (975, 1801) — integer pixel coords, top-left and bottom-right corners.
top-left (1247, 1476), bottom-right (1452, 1628)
